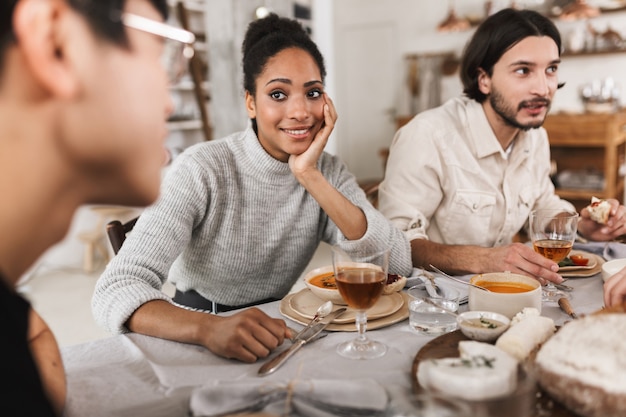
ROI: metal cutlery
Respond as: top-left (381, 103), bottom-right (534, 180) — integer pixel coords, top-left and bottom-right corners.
top-left (553, 282), bottom-right (573, 292)
top-left (429, 264), bottom-right (490, 292)
top-left (290, 300), bottom-right (332, 342)
top-left (258, 307), bottom-right (347, 376)
top-left (420, 269), bottom-right (443, 298)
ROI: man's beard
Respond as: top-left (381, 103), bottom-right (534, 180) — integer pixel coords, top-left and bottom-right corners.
top-left (489, 88), bottom-right (551, 131)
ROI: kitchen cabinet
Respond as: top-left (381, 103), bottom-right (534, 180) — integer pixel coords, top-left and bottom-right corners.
top-left (543, 110), bottom-right (626, 211)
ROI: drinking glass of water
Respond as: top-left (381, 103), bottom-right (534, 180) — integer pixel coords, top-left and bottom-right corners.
top-left (407, 284), bottom-right (460, 336)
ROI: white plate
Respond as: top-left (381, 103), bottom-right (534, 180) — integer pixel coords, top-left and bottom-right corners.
top-left (558, 250), bottom-right (598, 271)
top-left (280, 292), bottom-right (410, 332)
top-left (559, 251), bottom-right (605, 278)
top-left (288, 288), bottom-right (404, 324)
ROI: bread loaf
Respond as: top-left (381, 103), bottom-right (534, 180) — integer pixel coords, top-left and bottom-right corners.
top-left (536, 314), bottom-right (626, 417)
top-left (495, 308), bottom-right (555, 361)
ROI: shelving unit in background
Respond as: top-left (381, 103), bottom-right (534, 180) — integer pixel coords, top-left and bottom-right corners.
top-left (543, 111), bottom-right (626, 212)
top-left (167, 0), bottom-right (211, 156)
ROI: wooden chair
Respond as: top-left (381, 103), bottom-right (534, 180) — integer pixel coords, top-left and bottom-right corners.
top-left (106, 217), bottom-right (139, 255)
top-left (360, 181), bottom-right (381, 208)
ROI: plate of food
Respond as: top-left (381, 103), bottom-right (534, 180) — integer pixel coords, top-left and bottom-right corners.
top-left (558, 250), bottom-right (604, 277)
top-left (279, 291), bottom-right (410, 331)
top-left (411, 330), bottom-right (574, 417)
top-left (558, 250), bottom-right (598, 270)
top-left (288, 288), bottom-right (404, 323)
top-left (411, 308), bottom-right (573, 417)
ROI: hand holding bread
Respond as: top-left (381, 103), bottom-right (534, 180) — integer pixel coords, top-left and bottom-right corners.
top-left (578, 197), bottom-right (626, 241)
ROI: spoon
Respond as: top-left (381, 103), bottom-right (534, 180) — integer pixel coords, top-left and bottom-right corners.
top-left (290, 300), bottom-right (333, 342)
top-left (429, 264), bottom-right (490, 292)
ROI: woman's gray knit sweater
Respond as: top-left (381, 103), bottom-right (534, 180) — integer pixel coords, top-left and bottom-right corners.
top-left (92, 128), bottom-right (412, 334)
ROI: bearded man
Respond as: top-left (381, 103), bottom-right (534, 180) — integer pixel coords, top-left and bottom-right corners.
top-left (379, 8), bottom-right (626, 283)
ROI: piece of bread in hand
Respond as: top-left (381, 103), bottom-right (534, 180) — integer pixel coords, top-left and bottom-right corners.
top-left (587, 196), bottom-right (611, 225)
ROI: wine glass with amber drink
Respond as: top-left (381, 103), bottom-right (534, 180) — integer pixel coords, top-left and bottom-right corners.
top-left (332, 245), bottom-right (389, 359)
top-left (529, 209), bottom-right (578, 302)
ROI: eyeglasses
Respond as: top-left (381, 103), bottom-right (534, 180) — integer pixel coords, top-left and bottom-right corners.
top-left (120, 12), bottom-right (196, 84)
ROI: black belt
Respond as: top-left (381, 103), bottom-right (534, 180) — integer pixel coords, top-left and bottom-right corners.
top-left (173, 289), bottom-right (279, 313)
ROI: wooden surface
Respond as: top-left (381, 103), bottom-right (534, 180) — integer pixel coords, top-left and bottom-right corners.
top-left (411, 330), bottom-right (574, 417)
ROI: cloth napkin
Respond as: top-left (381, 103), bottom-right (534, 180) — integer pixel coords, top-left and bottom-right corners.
top-left (573, 241), bottom-right (626, 261)
top-left (189, 378), bottom-right (389, 417)
top-left (406, 268), bottom-right (470, 303)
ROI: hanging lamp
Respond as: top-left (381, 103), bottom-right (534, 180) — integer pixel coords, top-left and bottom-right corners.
top-left (437, 2), bottom-right (470, 32)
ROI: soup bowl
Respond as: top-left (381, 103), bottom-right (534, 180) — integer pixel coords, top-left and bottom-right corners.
top-left (468, 272), bottom-right (541, 319)
top-left (303, 265), bottom-right (347, 305)
top-left (601, 258), bottom-right (626, 283)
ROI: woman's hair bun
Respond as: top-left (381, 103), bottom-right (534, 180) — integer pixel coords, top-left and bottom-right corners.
top-left (241, 12), bottom-right (326, 99)
top-left (242, 13), bottom-right (307, 58)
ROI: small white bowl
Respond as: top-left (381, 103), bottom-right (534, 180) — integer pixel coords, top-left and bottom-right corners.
top-left (302, 265), bottom-right (347, 305)
top-left (601, 258), bottom-right (626, 282)
top-left (468, 272), bottom-right (541, 319)
top-left (457, 311), bottom-right (510, 343)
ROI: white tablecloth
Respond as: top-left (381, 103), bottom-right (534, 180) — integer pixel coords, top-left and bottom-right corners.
top-left (61, 274), bottom-right (605, 417)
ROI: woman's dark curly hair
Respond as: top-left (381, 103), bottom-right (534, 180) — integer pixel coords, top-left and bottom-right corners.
top-left (460, 8), bottom-right (562, 103)
top-left (242, 13), bottom-right (326, 97)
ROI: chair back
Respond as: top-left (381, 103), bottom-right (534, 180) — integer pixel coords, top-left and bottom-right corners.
top-left (106, 217), bottom-right (139, 255)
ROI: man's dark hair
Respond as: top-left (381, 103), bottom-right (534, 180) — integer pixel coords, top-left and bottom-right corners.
top-left (460, 8), bottom-right (562, 103)
top-left (1, 0), bottom-right (168, 71)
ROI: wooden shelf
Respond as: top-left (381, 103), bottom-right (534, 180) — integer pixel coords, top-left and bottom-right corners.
top-left (544, 111), bottom-right (626, 211)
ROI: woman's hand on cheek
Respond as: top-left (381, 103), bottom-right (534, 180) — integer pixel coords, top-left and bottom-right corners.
top-left (289, 94), bottom-right (338, 178)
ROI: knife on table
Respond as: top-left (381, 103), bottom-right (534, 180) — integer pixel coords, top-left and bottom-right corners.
top-left (258, 307), bottom-right (347, 376)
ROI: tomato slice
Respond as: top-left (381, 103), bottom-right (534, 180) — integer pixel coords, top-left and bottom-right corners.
top-left (570, 255), bottom-right (589, 266)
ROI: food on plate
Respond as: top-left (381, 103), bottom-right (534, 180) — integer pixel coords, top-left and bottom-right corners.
top-left (308, 271), bottom-right (405, 294)
top-left (559, 254), bottom-right (590, 267)
top-left (570, 254), bottom-right (589, 266)
top-left (587, 196), bottom-right (611, 224)
top-left (495, 308), bottom-right (555, 361)
top-left (383, 273), bottom-right (406, 294)
top-left (472, 280), bottom-right (535, 294)
top-left (417, 340), bottom-right (518, 401)
top-left (308, 271), bottom-right (337, 289)
top-left (468, 272), bottom-right (542, 319)
top-left (303, 267), bottom-right (346, 305)
top-left (535, 313), bottom-right (626, 417)
top-left (457, 311), bottom-right (510, 343)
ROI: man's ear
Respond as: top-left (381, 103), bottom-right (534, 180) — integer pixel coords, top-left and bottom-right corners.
top-left (245, 90), bottom-right (257, 119)
top-left (13, 0), bottom-right (79, 98)
top-left (477, 68), bottom-right (491, 96)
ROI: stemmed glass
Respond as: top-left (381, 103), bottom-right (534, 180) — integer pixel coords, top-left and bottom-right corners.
top-left (332, 245), bottom-right (389, 360)
top-left (528, 209), bottom-right (579, 302)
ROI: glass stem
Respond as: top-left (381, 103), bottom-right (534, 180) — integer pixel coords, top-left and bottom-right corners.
top-left (355, 310), bottom-right (368, 342)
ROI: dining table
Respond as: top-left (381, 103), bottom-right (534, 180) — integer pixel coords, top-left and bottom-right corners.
top-left (61, 261), bottom-right (607, 417)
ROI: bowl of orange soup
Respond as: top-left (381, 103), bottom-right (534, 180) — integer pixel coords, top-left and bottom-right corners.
top-left (303, 265), bottom-right (347, 305)
top-left (468, 272), bottom-right (541, 319)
